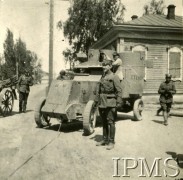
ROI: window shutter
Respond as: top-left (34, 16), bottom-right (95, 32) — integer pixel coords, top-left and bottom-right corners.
top-left (169, 52), bottom-right (181, 78)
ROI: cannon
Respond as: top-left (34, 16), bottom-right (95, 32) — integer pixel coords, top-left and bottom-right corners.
top-left (0, 75), bottom-right (18, 116)
top-left (34, 49), bottom-right (152, 135)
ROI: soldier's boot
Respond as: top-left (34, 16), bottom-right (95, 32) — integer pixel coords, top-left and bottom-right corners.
top-left (19, 101), bottom-right (22, 113)
top-left (96, 119), bottom-right (109, 146)
top-left (163, 111), bottom-right (168, 126)
top-left (106, 124), bottom-right (115, 150)
top-left (156, 108), bottom-right (162, 116)
top-left (22, 101), bottom-right (27, 113)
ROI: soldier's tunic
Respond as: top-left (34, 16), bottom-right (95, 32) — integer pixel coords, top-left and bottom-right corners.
top-left (95, 72), bottom-right (122, 143)
top-left (158, 80), bottom-right (176, 111)
top-left (17, 74), bottom-right (33, 112)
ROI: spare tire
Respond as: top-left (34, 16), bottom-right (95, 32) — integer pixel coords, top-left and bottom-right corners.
top-left (133, 99), bottom-right (144, 121)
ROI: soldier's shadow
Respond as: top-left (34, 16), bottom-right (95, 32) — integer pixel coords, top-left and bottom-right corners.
top-left (44, 122), bottom-right (83, 133)
top-left (152, 119), bottom-right (164, 125)
top-left (166, 151), bottom-right (183, 169)
top-left (116, 113), bottom-right (136, 121)
top-left (90, 134), bottom-right (103, 143)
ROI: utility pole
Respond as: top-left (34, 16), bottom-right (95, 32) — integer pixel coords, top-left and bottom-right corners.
top-left (49, 0), bottom-right (54, 87)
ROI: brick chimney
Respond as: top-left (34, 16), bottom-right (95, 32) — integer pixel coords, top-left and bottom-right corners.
top-left (167, 4), bottom-right (176, 19)
top-left (131, 15), bottom-right (138, 20)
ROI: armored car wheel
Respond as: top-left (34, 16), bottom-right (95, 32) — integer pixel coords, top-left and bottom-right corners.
top-left (133, 99), bottom-right (144, 121)
top-left (34, 98), bottom-right (50, 128)
top-left (83, 100), bottom-right (97, 136)
top-left (0, 88), bottom-right (14, 117)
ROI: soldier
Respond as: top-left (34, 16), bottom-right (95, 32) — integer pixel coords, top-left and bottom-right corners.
top-left (158, 74), bottom-right (176, 126)
top-left (94, 60), bottom-right (122, 150)
top-left (57, 70), bottom-right (69, 80)
top-left (17, 70), bottom-right (33, 113)
top-left (112, 52), bottom-right (123, 82)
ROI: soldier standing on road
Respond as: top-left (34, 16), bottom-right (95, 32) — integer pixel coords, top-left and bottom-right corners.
top-left (94, 60), bottom-right (122, 150)
top-left (17, 70), bottom-right (33, 113)
top-left (112, 52), bottom-right (123, 82)
top-left (158, 74), bottom-right (176, 126)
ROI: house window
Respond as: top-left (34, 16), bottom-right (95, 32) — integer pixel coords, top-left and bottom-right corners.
top-left (132, 45), bottom-right (147, 80)
top-left (168, 47), bottom-right (182, 81)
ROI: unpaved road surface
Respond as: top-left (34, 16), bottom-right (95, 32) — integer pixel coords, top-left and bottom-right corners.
top-left (0, 84), bottom-right (183, 180)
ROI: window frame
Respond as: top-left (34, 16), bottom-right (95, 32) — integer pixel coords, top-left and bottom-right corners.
top-left (168, 47), bottom-right (182, 81)
top-left (132, 45), bottom-right (147, 80)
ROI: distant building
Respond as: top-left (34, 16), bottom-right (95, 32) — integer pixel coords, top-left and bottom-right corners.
top-left (92, 5), bottom-right (183, 94)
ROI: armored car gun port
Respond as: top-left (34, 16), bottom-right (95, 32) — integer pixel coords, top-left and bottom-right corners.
top-left (34, 49), bottom-right (153, 135)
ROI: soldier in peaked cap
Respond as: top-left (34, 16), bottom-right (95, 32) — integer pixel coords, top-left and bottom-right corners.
top-left (94, 60), bottom-right (122, 150)
top-left (112, 51), bottom-right (123, 81)
top-left (17, 69), bottom-right (33, 113)
top-left (158, 73), bottom-right (176, 126)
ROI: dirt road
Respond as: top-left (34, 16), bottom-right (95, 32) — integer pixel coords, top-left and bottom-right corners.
top-left (0, 84), bottom-right (183, 180)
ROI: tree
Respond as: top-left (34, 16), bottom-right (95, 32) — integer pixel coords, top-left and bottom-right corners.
top-left (58, 0), bottom-right (126, 67)
top-left (143, 0), bottom-right (166, 15)
top-left (14, 38), bottom-right (27, 75)
top-left (3, 29), bottom-right (16, 78)
top-left (2, 29), bottom-right (43, 82)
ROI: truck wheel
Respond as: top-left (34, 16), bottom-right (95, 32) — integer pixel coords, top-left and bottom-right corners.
top-left (34, 98), bottom-right (50, 128)
top-left (133, 99), bottom-right (144, 121)
top-left (83, 100), bottom-right (97, 136)
top-left (0, 88), bottom-right (14, 117)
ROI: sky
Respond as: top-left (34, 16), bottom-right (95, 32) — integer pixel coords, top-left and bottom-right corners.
top-left (0, 0), bottom-right (182, 77)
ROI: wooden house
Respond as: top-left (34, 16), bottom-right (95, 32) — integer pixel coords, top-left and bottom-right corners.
top-left (92, 5), bottom-right (183, 94)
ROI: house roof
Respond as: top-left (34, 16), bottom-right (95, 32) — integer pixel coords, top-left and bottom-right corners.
top-left (92, 14), bottom-right (183, 49)
top-left (125, 14), bottom-right (183, 28)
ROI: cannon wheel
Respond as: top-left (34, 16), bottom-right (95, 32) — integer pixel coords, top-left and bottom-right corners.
top-left (83, 100), bottom-right (97, 136)
top-left (34, 98), bottom-right (50, 128)
top-left (133, 99), bottom-right (144, 121)
top-left (0, 88), bottom-right (14, 117)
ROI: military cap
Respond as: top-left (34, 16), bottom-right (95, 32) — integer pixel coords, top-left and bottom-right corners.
top-left (112, 51), bottom-right (119, 57)
top-left (99, 49), bottom-right (105, 54)
top-left (60, 70), bottom-right (66, 75)
top-left (165, 73), bottom-right (172, 78)
top-left (102, 60), bottom-right (112, 66)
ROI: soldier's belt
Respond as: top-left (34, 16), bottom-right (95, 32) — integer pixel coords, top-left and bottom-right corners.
top-left (100, 93), bottom-right (116, 98)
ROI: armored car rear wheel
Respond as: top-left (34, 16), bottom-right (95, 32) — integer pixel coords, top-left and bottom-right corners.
top-left (133, 99), bottom-right (144, 121)
top-left (83, 100), bottom-right (97, 136)
top-left (34, 98), bottom-right (50, 128)
top-left (0, 88), bottom-right (14, 117)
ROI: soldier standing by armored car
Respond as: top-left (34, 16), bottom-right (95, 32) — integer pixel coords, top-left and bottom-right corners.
top-left (94, 60), bottom-right (122, 150)
top-left (17, 70), bottom-right (33, 113)
top-left (112, 52), bottom-right (123, 82)
top-left (158, 74), bottom-right (176, 126)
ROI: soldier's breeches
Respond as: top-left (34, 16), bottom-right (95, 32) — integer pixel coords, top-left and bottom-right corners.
top-left (99, 107), bottom-right (117, 142)
top-left (160, 102), bottom-right (172, 112)
top-left (19, 92), bottom-right (29, 111)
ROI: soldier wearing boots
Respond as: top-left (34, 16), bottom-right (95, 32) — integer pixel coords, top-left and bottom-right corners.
top-left (158, 74), bottom-right (176, 126)
top-left (17, 70), bottom-right (33, 113)
top-left (94, 60), bottom-right (122, 150)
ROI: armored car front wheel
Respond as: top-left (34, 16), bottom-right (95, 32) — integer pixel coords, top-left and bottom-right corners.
top-left (34, 98), bottom-right (50, 128)
top-left (133, 99), bottom-right (144, 121)
top-left (83, 100), bottom-right (97, 136)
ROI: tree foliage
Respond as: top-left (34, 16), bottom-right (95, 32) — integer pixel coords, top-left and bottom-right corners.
top-left (1, 29), bottom-right (42, 83)
top-left (143, 0), bottom-right (166, 15)
top-left (59, 0), bottom-right (126, 63)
